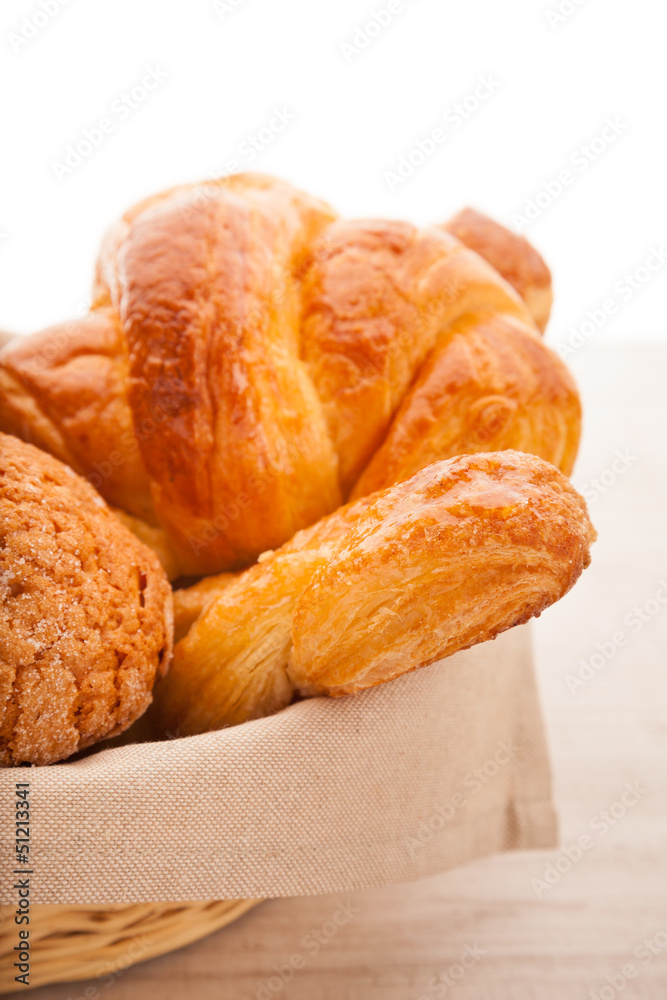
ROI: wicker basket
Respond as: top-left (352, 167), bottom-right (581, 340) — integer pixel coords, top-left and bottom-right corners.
top-left (0, 899), bottom-right (260, 993)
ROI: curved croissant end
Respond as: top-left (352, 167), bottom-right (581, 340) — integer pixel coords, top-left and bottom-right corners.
top-left (442, 207), bottom-right (553, 332)
top-left (156, 451), bottom-right (595, 736)
top-left (350, 311), bottom-right (581, 499)
top-left (289, 450), bottom-right (595, 698)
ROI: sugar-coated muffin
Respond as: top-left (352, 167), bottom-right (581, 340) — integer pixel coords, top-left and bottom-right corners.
top-left (0, 433), bottom-right (172, 766)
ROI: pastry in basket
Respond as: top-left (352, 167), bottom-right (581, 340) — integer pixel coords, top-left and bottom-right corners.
top-left (0, 433), bottom-right (172, 766)
top-left (0, 174), bottom-right (579, 578)
top-left (156, 451), bottom-right (595, 736)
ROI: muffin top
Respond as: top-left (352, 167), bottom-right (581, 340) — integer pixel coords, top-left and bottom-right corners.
top-left (0, 433), bottom-right (172, 766)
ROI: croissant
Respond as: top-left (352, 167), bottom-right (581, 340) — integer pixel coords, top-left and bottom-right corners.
top-left (0, 174), bottom-right (580, 577)
top-left (0, 433), bottom-right (172, 766)
top-left (156, 451), bottom-right (595, 736)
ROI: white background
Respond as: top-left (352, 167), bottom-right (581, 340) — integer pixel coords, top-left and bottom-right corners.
top-left (0, 0), bottom-right (665, 351)
top-left (1, 9), bottom-right (665, 994)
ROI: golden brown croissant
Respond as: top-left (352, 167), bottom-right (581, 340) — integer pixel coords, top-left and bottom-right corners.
top-left (0, 433), bottom-right (172, 766)
top-left (0, 174), bottom-right (579, 577)
top-left (156, 451), bottom-right (595, 737)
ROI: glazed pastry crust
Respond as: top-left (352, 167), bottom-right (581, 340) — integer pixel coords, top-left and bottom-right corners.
top-left (172, 570), bottom-right (239, 644)
top-left (100, 176), bottom-right (341, 575)
top-left (0, 175), bottom-right (574, 577)
top-left (0, 433), bottom-right (172, 766)
top-left (291, 450), bottom-right (594, 696)
top-left (350, 311), bottom-right (580, 498)
top-left (0, 309), bottom-right (154, 522)
top-left (158, 452), bottom-right (594, 736)
top-left (443, 207), bottom-right (553, 332)
top-left (300, 220), bottom-right (533, 494)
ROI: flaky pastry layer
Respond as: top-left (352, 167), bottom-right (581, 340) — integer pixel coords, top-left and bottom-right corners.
top-left (157, 451), bottom-right (595, 736)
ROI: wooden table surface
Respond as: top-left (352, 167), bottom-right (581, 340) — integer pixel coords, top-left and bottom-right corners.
top-left (19, 343), bottom-right (667, 1000)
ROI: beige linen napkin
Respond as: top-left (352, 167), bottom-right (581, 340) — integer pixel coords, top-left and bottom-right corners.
top-left (0, 624), bottom-right (556, 905)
